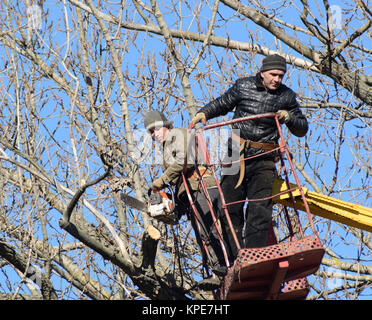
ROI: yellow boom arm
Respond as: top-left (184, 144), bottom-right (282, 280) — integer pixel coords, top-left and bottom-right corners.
top-left (272, 178), bottom-right (372, 233)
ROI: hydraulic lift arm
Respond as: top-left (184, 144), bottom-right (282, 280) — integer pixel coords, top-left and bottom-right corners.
top-left (272, 178), bottom-right (372, 233)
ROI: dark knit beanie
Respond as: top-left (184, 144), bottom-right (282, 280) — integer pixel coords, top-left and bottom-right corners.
top-left (260, 54), bottom-right (287, 73)
top-left (144, 110), bottom-right (172, 131)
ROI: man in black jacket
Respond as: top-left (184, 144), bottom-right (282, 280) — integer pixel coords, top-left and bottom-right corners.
top-left (189, 54), bottom-right (308, 266)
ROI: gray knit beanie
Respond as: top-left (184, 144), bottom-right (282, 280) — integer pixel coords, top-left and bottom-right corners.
top-left (143, 110), bottom-right (171, 131)
top-left (260, 54), bottom-right (287, 73)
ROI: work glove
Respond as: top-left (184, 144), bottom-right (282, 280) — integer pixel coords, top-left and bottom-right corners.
top-left (152, 176), bottom-right (165, 191)
top-left (276, 110), bottom-right (291, 124)
top-left (188, 112), bottom-right (206, 129)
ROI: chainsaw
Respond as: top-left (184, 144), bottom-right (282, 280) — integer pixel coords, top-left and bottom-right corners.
top-left (121, 186), bottom-right (178, 225)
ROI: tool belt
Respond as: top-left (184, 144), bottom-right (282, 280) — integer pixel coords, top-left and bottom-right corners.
top-left (187, 166), bottom-right (211, 180)
top-left (231, 133), bottom-right (278, 189)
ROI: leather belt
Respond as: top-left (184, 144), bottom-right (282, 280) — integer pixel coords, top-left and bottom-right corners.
top-left (231, 133), bottom-right (278, 151)
top-left (231, 133), bottom-right (278, 188)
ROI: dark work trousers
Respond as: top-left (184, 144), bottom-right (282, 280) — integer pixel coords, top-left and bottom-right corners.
top-left (219, 159), bottom-right (276, 263)
top-left (179, 187), bottom-right (227, 271)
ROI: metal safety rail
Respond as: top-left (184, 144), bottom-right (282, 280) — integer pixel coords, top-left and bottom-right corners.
top-left (184, 112), bottom-right (325, 300)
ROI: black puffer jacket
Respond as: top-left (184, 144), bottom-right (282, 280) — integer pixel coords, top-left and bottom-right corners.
top-left (198, 73), bottom-right (308, 159)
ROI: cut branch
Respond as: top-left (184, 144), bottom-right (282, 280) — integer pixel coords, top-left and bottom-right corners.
top-left (139, 225), bottom-right (161, 270)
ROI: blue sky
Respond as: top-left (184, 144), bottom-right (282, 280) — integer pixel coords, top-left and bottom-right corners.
top-left (0, 0), bottom-right (370, 299)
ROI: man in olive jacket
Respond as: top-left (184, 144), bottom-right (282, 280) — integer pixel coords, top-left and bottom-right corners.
top-left (143, 110), bottom-right (228, 288)
top-left (189, 54), bottom-right (309, 264)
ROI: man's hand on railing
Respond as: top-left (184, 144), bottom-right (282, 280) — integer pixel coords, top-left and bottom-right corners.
top-left (188, 112), bottom-right (206, 129)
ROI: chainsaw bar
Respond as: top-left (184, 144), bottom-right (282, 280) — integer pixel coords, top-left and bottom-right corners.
top-left (120, 193), bottom-right (147, 212)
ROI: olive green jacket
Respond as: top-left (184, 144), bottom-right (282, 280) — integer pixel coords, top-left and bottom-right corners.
top-left (159, 127), bottom-right (216, 198)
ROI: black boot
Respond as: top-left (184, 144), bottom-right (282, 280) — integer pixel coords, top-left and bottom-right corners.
top-left (212, 264), bottom-right (228, 277)
top-left (198, 277), bottom-right (221, 291)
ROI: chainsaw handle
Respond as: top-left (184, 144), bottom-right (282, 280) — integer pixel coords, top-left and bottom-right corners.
top-left (148, 185), bottom-right (176, 214)
top-left (167, 185), bottom-right (176, 214)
